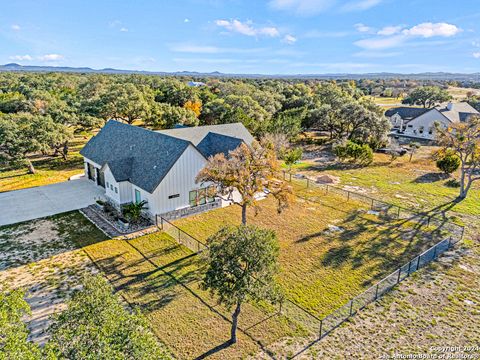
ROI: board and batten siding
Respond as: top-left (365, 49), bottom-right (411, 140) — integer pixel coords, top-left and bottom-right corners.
top-left (131, 144), bottom-right (208, 216)
top-left (403, 109), bottom-right (450, 140)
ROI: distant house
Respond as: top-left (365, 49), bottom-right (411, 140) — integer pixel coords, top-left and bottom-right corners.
top-left (187, 81), bottom-right (206, 87)
top-left (386, 102), bottom-right (479, 141)
top-left (80, 121), bottom-right (253, 220)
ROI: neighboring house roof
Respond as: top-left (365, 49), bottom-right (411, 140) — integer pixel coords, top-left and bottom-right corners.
top-left (434, 102), bottom-right (479, 123)
top-left (196, 132), bottom-right (245, 159)
top-left (80, 120), bottom-right (191, 193)
top-left (385, 107), bottom-right (430, 120)
top-left (157, 123), bottom-right (254, 146)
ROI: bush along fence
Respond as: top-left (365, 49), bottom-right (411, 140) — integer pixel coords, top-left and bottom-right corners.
top-left (282, 171), bottom-right (465, 243)
top-left (156, 194), bottom-right (464, 340)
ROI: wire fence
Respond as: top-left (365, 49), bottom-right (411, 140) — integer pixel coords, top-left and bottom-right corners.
top-left (282, 171), bottom-right (465, 243)
top-left (156, 184), bottom-right (464, 341)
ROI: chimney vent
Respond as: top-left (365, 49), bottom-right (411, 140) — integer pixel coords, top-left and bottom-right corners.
top-left (447, 102), bottom-right (453, 111)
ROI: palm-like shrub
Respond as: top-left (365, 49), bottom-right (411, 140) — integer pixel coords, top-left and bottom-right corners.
top-left (122, 200), bottom-right (148, 223)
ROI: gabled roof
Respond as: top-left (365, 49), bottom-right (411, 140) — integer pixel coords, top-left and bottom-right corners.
top-left (80, 121), bottom-right (254, 194)
top-left (385, 107), bottom-right (430, 119)
top-left (80, 120), bottom-right (192, 193)
top-left (196, 132), bottom-right (245, 159)
top-left (157, 123), bottom-right (254, 146)
top-left (435, 102), bottom-right (479, 123)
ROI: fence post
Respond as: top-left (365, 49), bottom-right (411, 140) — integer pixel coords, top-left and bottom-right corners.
top-left (347, 191), bottom-right (350, 201)
top-left (307, 178), bottom-right (310, 188)
top-left (279, 300), bottom-right (283, 314)
top-left (371, 198), bottom-right (374, 210)
top-left (397, 206), bottom-right (401, 219)
top-left (374, 284), bottom-right (379, 300)
top-left (460, 227), bottom-right (465, 241)
top-left (178, 228), bottom-right (181, 243)
top-left (407, 260), bottom-right (412, 275)
top-left (349, 299), bottom-right (354, 316)
top-left (416, 255), bottom-right (421, 270)
top-left (289, 173), bottom-right (292, 182)
top-left (325, 185), bottom-right (329, 195)
top-left (432, 244), bottom-right (437, 259)
top-left (447, 236), bottom-right (452, 248)
top-left (319, 320), bottom-right (323, 339)
top-left (396, 267), bottom-right (401, 284)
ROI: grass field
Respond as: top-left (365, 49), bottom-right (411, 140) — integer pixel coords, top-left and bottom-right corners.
top-left (0, 134), bottom-right (90, 192)
top-left (173, 192), bottom-right (445, 319)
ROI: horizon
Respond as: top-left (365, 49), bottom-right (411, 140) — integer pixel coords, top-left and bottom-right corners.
top-left (1, 1), bottom-right (480, 75)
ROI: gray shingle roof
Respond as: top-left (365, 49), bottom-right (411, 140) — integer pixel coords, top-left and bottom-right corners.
top-left (385, 107), bottom-right (430, 119)
top-left (196, 132), bottom-right (244, 159)
top-left (435, 102), bottom-right (479, 123)
top-left (157, 123), bottom-right (254, 146)
top-left (80, 120), bottom-right (191, 193)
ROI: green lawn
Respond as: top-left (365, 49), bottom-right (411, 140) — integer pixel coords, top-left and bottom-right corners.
top-left (78, 230), bottom-right (306, 359)
top-left (0, 134), bottom-right (89, 192)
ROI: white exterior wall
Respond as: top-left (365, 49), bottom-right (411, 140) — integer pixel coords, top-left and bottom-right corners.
top-left (103, 165), bottom-right (121, 204)
top-left (119, 182), bottom-right (133, 204)
top-left (402, 109), bottom-right (450, 140)
top-left (131, 145), bottom-right (208, 216)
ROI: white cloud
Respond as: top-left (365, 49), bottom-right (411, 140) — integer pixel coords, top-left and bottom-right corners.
top-left (11, 24), bottom-right (21, 31)
top-left (355, 35), bottom-right (406, 49)
top-left (402, 22), bottom-right (461, 38)
top-left (9, 54), bottom-right (33, 61)
top-left (38, 54), bottom-right (64, 61)
top-left (472, 40), bottom-right (480, 47)
top-left (355, 22), bottom-right (461, 50)
top-left (268, 0), bottom-right (335, 15)
top-left (184, 18), bottom-right (190, 23)
top-left (342, 0), bottom-right (382, 11)
top-left (283, 34), bottom-right (297, 44)
top-left (474, 52), bottom-right (480, 59)
top-left (215, 19), bottom-right (279, 37)
top-left (120, 27), bottom-right (128, 32)
top-left (377, 25), bottom-right (402, 36)
top-left (354, 23), bottom-right (373, 33)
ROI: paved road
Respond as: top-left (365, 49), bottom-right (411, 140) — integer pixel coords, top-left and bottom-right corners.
top-left (0, 178), bottom-right (105, 226)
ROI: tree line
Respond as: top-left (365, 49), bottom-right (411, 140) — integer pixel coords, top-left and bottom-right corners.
top-left (0, 72), bottom-right (390, 173)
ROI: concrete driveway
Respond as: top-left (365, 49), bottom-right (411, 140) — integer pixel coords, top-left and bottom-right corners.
top-left (0, 177), bottom-right (105, 226)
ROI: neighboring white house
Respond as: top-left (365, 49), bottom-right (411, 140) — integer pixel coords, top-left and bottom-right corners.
top-left (386, 102), bottom-right (479, 141)
top-left (80, 120), bottom-right (253, 220)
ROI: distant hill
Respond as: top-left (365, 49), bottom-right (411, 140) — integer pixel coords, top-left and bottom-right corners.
top-left (1, 63), bottom-right (480, 81)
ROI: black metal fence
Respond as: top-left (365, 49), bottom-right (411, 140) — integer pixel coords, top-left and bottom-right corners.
top-left (316, 235), bottom-right (456, 339)
top-left (157, 216), bottom-right (208, 253)
top-left (282, 171), bottom-right (465, 243)
top-left (156, 188), bottom-right (464, 341)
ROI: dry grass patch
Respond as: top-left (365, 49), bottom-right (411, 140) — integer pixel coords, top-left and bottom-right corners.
top-left (0, 212), bottom-right (107, 344)
top-left (174, 194), bottom-right (441, 318)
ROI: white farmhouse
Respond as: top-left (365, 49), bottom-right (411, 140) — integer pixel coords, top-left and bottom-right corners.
top-left (80, 120), bottom-right (253, 220)
top-left (386, 102), bottom-right (479, 141)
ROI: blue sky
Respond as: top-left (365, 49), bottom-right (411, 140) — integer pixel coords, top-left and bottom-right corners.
top-left (1, 0), bottom-right (480, 74)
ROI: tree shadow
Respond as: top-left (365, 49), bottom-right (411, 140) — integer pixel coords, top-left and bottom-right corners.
top-left (412, 172), bottom-right (450, 184)
top-left (194, 341), bottom-right (234, 360)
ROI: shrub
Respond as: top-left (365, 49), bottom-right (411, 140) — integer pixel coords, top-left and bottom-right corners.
top-left (333, 140), bottom-right (373, 166)
top-left (436, 153), bottom-right (460, 175)
top-left (283, 148), bottom-right (303, 172)
top-left (122, 200), bottom-right (148, 224)
top-left (49, 275), bottom-right (170, 359)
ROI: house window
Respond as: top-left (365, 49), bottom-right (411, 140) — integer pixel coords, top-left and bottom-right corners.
top-left (168, 194), bottom-right (180, 199)
top-left (110, 184), bottom-right (113, 191)
top-left (407, 124), bottom-right (413, 128)
top-left (198, 188), bottom-right (207, 205)
top-left (115, 187), bottom-right (118, 194)
top-left (189, 190), bottom-right (197, 207)
top-left (106, 181), bottom-right (109, 188)
top-left (135, 189), bottom-right (141, 204)
top-left (207, 186), bottom-right (216, 203)
top-left (428, 128), bottom-right (433, 135)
